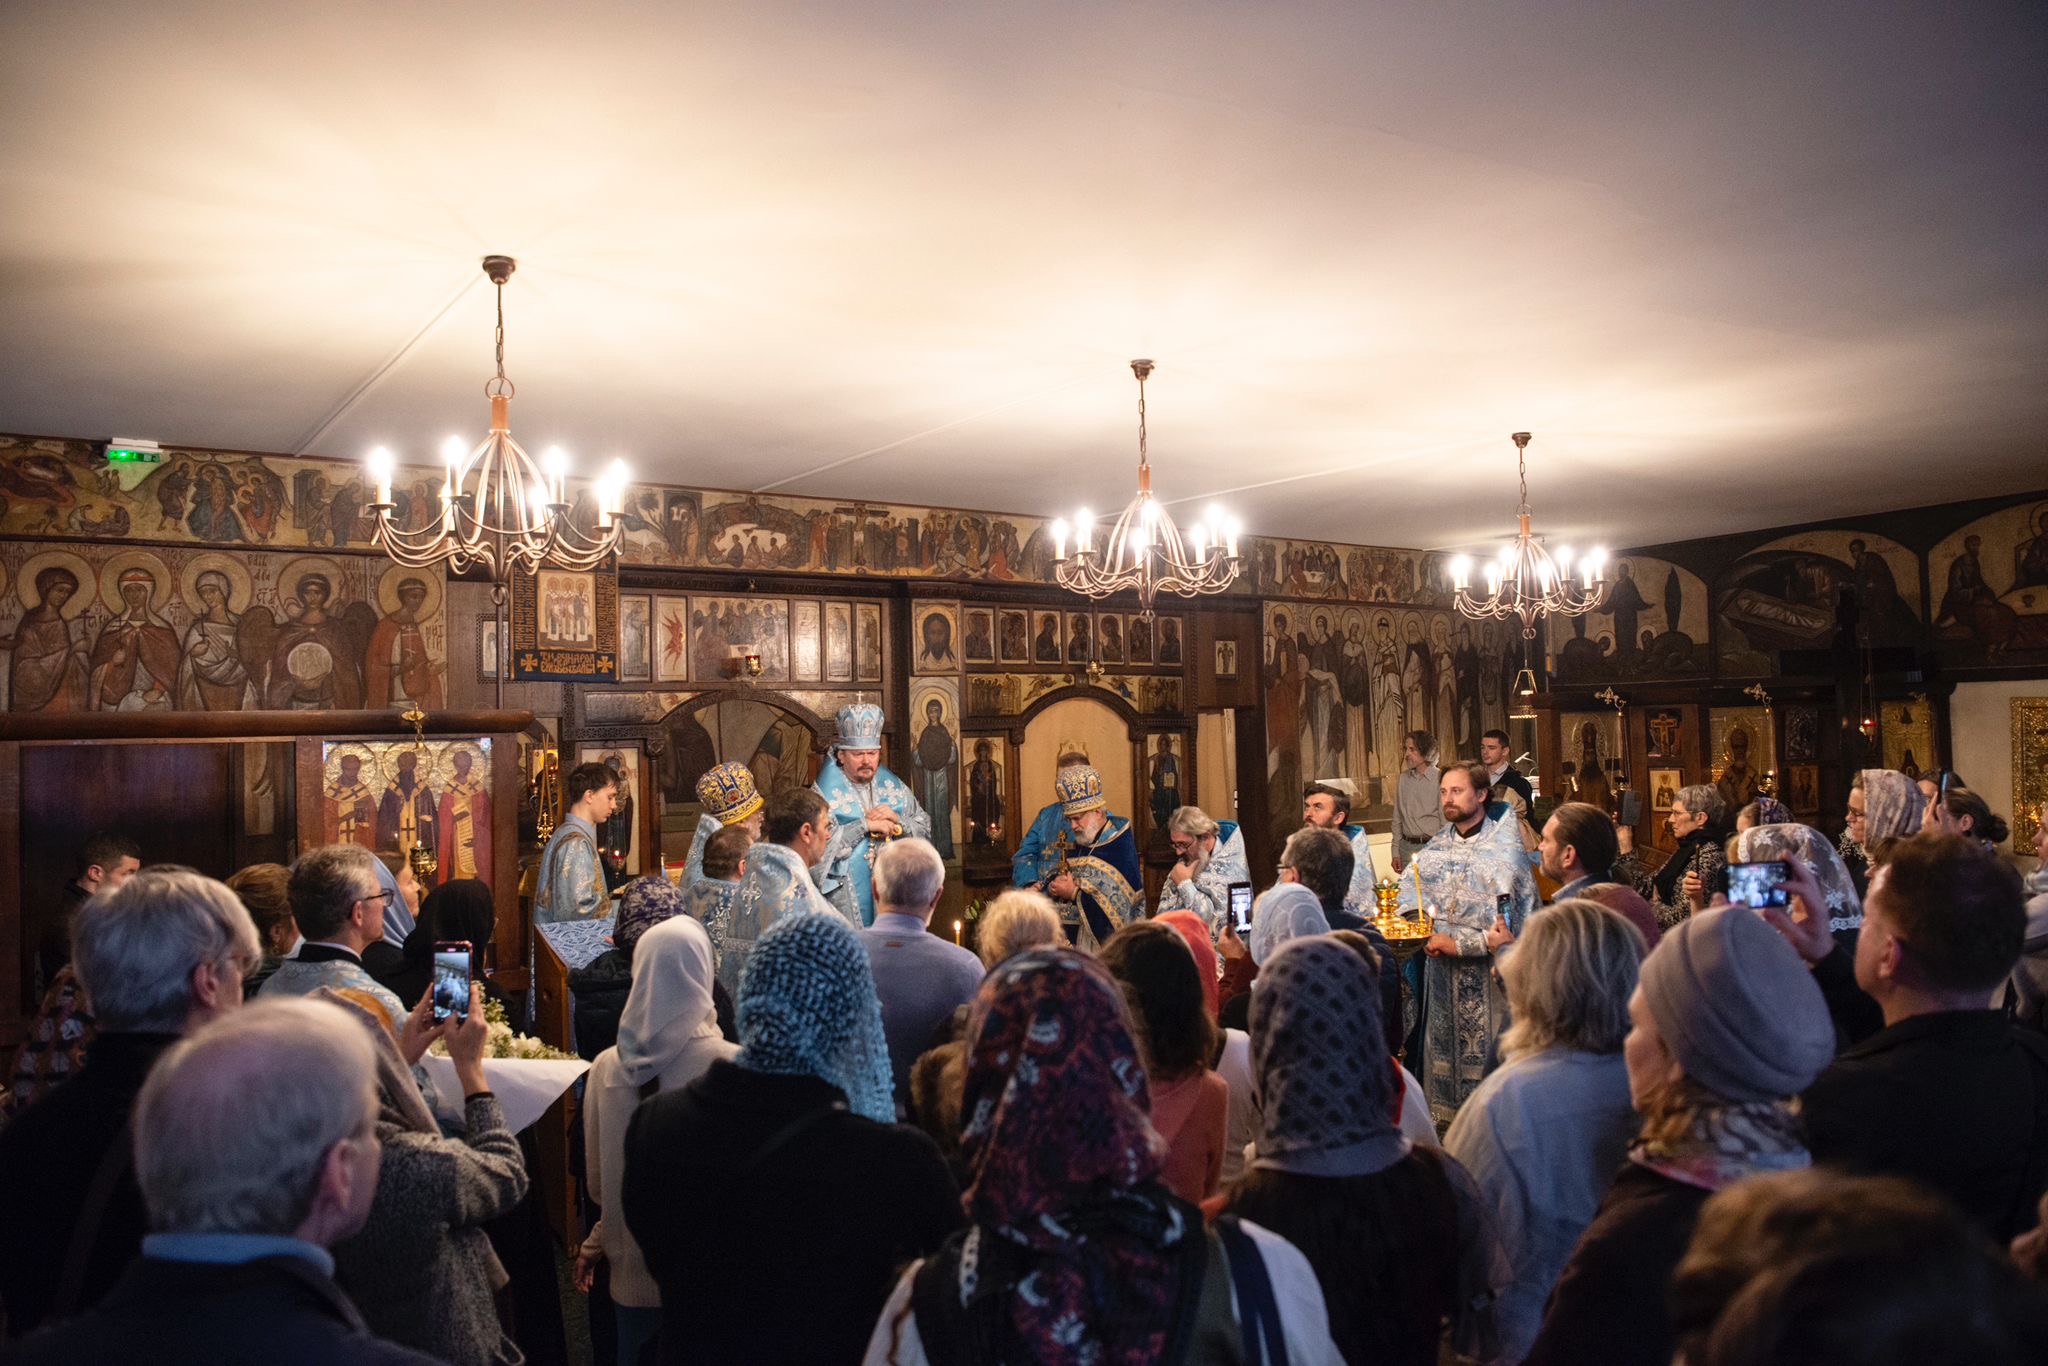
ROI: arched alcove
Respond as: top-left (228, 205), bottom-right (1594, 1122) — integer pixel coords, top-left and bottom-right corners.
top-left (654, 692), bottom-right (830, 858)
top-left (1017, 696), bottom-right (1136, 826)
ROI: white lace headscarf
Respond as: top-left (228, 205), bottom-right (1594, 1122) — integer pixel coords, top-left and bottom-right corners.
top-left (1734, 823), bottom-right (1863, 933)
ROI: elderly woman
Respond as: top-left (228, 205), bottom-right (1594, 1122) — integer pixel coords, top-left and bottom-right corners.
top-left (1522, 908), bottom-right (1836, 1366)
top-left (577, 917), bottom-right (737, 1366)
top-left (1226, 936), bottom-right (1500, 1366)
top-left (973, 888), bottom-right (1064, 970)
top-left (1445, 900), bottom-right (1646, 1362)
top-left (1645, 785), bottom-right (1729, 930)
top-left (864, 949), bottom-right (1341, 1366)
top-left (325, 985), bottom-right (528, 1366)
top-left (1733, 821), bottom-right (1882, 1047)
top-left (623, 911), bottom-right (959, 1364)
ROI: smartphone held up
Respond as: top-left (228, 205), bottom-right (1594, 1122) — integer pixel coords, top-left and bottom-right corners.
top-left (432, 941), bottom-right (473, 1022)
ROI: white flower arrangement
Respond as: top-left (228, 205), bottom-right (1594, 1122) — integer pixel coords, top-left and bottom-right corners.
top-left (428, 995), bottom-right (577, 1061)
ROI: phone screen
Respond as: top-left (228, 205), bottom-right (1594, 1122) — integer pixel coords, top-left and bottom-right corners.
top-left (432, 943), bottom-right (472, 1021)
top-left (1726, 860), bottom-right (1791, 910)
top-left (1228, 882), bottom-right (1254, 934)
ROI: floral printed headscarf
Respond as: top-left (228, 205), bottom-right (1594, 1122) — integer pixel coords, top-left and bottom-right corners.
top-left (948, 948), bottom-right (1185, 1365)
top-left (1734, 823), bottom-right (1864, 933)
top-left (614, 874), bottom-right (688, 957)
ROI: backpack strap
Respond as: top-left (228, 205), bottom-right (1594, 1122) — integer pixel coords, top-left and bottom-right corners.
top-left (1215, 1213), bottom-right (1289, 1366)
top-left (51, 1113), bottom-right (135, 1321)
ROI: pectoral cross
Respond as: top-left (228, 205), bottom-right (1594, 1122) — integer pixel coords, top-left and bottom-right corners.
top-left (1048, 827), bottom-right (1072, 882)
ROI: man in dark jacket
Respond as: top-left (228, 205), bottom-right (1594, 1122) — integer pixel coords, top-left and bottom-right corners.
top-left (0, 868), bottom-right (256, 1337)
top-left (33, 830), bottom-right (140, 992)
top-left (4, 997), bottom-right (439, 1365)
top-left (1802, 833), bottom-right (2048, 1241)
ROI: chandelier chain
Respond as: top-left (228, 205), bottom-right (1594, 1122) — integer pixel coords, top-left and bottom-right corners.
top-left (1136, 371), bottom-right (1148, 470)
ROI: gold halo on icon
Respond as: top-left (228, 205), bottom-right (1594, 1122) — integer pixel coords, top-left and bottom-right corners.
top-left (96, 549), bottom-right (175, 615)
top-left (375, 563), bottom-right (443, 620)
top-left (179, 552), bottom-right (255, 616)
top-left (17, 549), bottom-right (97, 618)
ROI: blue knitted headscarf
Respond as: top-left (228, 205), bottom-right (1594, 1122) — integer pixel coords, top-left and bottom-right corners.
top-left (735, 911), bottom-right (896, 1123)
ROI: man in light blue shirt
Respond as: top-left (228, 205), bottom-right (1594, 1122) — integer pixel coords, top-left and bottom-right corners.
top-left (859, 838), bottom-right (984, 1104)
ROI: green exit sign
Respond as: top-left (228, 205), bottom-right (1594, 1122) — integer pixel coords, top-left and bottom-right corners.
top-left (106, 440), bottom-right (162, 464)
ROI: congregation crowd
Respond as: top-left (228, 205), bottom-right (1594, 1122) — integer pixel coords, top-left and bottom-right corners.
top-left (2, 705), bottom-right (2047, 1366)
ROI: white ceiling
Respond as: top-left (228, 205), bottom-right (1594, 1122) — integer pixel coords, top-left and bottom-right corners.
top-left (2, 1), bottom-right (2044, 552)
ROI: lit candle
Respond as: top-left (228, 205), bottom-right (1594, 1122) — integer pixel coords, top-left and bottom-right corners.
top-left (1077, 509), bottom-right (1095, 555)
top-left (442, 435), bottom-right (464, 488)
top-left (439, 480), bottom-right (455, 533)
top-left (1450, 555), bottom-right (1472, 590)
top-left (367, 446), bottom-right (393, 506)
top-left (607, 459), bottom-right (630, 520)
top-left (1224, 517), bottom-right (1241, 559)
top-left (543, 448), bottom-right (568, 505)
top-left (952, 918), bottom-right (963, 945)
top-left (1190, 523), bottom-right (1209, 559)
top-left (1051, 518), bottom-right (1069, 561)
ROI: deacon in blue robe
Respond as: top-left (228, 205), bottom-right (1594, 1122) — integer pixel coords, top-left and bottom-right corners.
top-left (1398, 763), bottom-right (1539, 1128)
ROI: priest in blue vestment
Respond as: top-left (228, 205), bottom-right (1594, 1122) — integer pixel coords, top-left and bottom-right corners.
top-left (683, 761), bottom-right (764, 887)
top-left (814, 703), bottom-right (930, 926)
top-left (1028, 764), bottom-right (1141, 952)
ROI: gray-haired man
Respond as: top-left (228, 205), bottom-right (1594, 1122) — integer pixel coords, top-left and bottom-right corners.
top-left (0, 869), bottom-right (258, 1335)
top-left (4, 998), bottom-right (442, 1364)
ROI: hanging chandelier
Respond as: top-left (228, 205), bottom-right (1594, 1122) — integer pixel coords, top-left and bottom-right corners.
top-left (1049, 360), bottom-right (1241, 621)
top-left (363, 255), bottom-right (628, 583)
top-left (1450, 431), bottom-right (1606, 639)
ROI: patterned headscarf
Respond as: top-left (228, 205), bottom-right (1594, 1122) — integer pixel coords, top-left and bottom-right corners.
top-left (1734, 823), bottom-right (1864, 933)
top-left (1745, 796), bottom-right (1794, 827)
top-left (616, 917), bottom-right (724, 1087)
top-left (1860, 769), bottom-right (1925, 845)
top-left (1154, 910), bottom-right (1219, 1017)
top-left (734, 911), bottom-right (895, 1124)
top-left (614, 874), bottom-right (688, 957)
top-left (1249, 882), bottom-right (1330, 966)
top-left (1249, 937), bottom-right (1406, 1178)
top-left (952, 948), bottom-right (1182, 1366)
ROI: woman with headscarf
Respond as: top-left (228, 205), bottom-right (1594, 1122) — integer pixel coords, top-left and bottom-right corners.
top-left (576, 918), bottom-right (737, 1366)
top-left (1645, 784), bottom-right (1729, 930)
top-left (379, 877), bottom-right (498, 1009)
top-left (1217, 882), bottom-right (1330, 1031)
top-left (864, 948), bottom-right (1342, 1366)
top-left (323, 986), bottom-right (529, 1366)
top-left (1101, 922), bottom-right (1229, 1204)
top-left (1841, 768), bottom-right (1925, 895)
top-left (1733, 795), bottom-right (1793, 833)
top-left (622, 911), bottom-right (959, 1365)
top-left (568, 874), bottom-right (696, 1061)
top-left (1522, 908), bottom-right (1836, 1366)
top-left (1226, 937), bottom-right (1502, 1366)
top-left (1445, 900), bottom-right (1646, 1362)
top-left (1731, 821), bottom-right (1884, 1046)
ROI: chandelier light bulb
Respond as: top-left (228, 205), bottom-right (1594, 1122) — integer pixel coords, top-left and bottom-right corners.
top-left (1051, 518), bottom-right (1070, 560)
top-left (367, 446), bottom-right (394, 505)
top-left (1450, 555), bottom-right (1473, 590)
